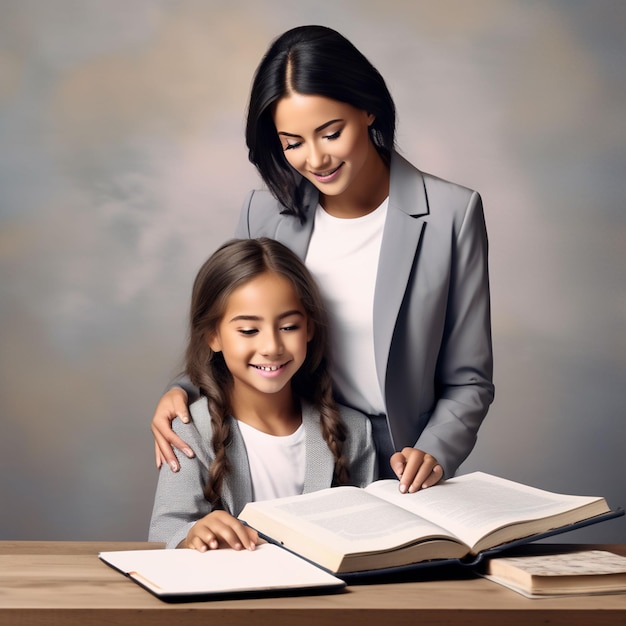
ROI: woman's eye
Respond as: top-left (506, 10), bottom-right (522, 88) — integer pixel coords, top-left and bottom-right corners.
top-left (284, 141), bottom-right (301, 151)
top-left (239, 329), bottom-right (258, 336)
top-left (324, 130), bottom-right (341, 141)
top-left (281, 324), bottom-right (300, 332)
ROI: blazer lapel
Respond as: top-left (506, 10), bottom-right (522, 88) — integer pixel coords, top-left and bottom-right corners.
top-left (271, 158), bottom-right (429, 410)
top-left (301, 402), bottom-right (335, 492)
top-left (223, 419), bottom-right (254, 516)
top-left (373, 153), bottom-right (429, 395)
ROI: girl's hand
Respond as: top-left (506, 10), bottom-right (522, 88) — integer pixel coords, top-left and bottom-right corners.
top-left (151, 387), bottom-right (195, 472)
top-left (183, 511), bottom-right (259, 552)
top-left (390, 447), bottom-right (443, 493)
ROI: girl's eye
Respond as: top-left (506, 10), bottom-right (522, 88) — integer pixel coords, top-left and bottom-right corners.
top-left (324, 130), bottom-right (341, 141)
top-left (281, 324), bottom-right (300, 332)
top-left (284, 141), bottom-right (301, 151)
top-left (239, 328), bottom-right (258, 336)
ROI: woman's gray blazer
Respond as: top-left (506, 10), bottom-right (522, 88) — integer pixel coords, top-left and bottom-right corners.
top-left (235, 151), bottom-right (495, 479)
top-left (149, 398), bottom-right (376, 548)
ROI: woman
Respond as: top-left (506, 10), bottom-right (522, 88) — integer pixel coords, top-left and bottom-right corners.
top-left (151, 25), bottom-right (494, 493)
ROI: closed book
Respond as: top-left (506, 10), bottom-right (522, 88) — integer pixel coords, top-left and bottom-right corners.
top-left (99, 543), bottom-right (345, 601)
top-left (484, 550), bottom-right (626, 597)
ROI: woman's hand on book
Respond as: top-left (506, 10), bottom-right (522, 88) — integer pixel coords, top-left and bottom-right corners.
top-left (390, 447), bottom-right (443, 493)
top-left (184, 511), bottom-right (259, 552)
top-left (151, 387), bottom-right (195, 472)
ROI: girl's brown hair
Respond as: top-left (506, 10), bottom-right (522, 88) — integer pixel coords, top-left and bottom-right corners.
top-left (185, 237), bottom-right (348, 507)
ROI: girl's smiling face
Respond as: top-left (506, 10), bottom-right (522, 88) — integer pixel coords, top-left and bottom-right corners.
top-left (208, 271), bottom-right (313, 401)
top-left (273, 93), bottom-right (380, 209)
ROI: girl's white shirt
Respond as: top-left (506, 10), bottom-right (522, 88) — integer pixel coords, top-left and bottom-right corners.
top-left (237, 419), bottom-right (305, 501)
top-left (305, 198), bottom-right (388, 416)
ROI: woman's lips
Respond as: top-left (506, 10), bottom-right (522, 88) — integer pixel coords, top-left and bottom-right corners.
top-left (311, 162), bottom-right (344, 183)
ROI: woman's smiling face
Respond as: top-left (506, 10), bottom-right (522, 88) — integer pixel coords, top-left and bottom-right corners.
top-left (273, 93), bottom-right (376, 200)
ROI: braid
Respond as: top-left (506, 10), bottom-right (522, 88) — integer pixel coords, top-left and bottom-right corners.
top-left (320, 400), bottom-right (350, 486)
top-left (188, 354), bottom-right (234, 508)
top-left (327, 424), bottom-right (350, 486)
top-left (304, 359), bottom-right (350, 486)
top-left (204, 396), bottom-right (232, 507)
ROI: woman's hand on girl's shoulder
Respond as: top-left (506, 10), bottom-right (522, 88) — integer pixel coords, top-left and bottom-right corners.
top-left (390, 447), bottom-right (443, 493)
top-left (184, 511), bottom-right (259, 552)
top-left (151, 387), bottom-right (195, 472)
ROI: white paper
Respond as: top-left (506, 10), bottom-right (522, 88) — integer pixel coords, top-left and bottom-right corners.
top-left (100, 543), bottom-right (344, 597)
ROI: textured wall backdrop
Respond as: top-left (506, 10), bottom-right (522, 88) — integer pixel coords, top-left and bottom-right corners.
top-left (1, 0), bottom-right (624, 542)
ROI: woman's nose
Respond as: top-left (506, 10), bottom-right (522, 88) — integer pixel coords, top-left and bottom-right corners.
top-left (306, 143), bottom-right (328, 171)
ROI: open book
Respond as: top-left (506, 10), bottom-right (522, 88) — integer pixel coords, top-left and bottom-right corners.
top-left (238, 472), bottom-right (621, 575)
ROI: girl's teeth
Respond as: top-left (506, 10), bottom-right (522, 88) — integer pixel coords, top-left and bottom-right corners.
top-left (257, 365), bottom-right (279, 371)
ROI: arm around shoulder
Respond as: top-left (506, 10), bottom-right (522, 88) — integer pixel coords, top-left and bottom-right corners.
top-left (164, 372), bottom-right (200, 404)
top-left (149, 412), bottom-right (212, 548)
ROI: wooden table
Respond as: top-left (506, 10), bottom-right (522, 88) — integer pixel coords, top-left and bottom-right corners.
top-left (1, 541), bottom-right (625, 625)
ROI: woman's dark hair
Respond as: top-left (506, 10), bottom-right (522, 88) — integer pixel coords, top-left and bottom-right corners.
top-left (186, 237), bottom-right (349, 506)
top-left (246, 25), bottom-right (396, 221)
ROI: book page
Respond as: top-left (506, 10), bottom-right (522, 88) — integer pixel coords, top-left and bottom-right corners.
top-left (247, 485), bottom-right (459, 554)
top-left (364, 472), bottom-right (607, 550)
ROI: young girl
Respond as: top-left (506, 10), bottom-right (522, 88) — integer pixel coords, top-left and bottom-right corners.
top-left (149, 237), bottom-right (376, 550)
top-left (150, 25), bottom-right (494, 495)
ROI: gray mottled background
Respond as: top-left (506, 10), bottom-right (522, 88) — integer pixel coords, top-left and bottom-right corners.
top-left (1, 0), bottom-right (624, 542)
